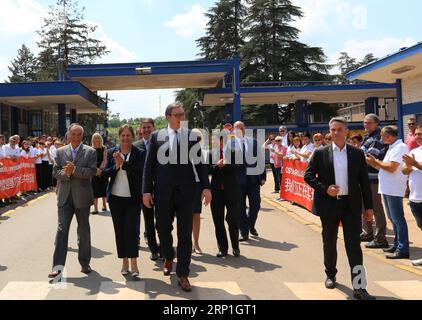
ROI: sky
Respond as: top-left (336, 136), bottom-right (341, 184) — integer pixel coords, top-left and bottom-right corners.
top-left (0, 0), bottom-right (421, 119)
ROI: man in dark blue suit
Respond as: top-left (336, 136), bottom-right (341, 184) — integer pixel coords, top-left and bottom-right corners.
top-left (142, 103), bottom-right (211, 292)
top-left (134, 118), bottom-right (160, 261)
top-left (233, 121), bottom-right (267, 242)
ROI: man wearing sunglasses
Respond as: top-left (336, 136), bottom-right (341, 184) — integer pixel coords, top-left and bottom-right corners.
top-left (406, 117), bottom-right (419, 151)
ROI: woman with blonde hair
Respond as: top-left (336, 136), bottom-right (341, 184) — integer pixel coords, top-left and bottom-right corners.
top-left (91, 133), bottom-right (108, 214)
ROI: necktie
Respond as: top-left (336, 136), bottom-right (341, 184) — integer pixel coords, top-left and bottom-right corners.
top-left (72, 148), bottom-right (77, 161)
top-left (219, 148), bottom-right (225, 190)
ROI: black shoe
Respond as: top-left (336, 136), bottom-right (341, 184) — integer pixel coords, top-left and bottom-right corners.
top-left (239, 236), bottom-right (249, 242)
top-left (383, 246), bottom-right (397, 253)
top-left (233, 249), bottom-right (240, 257)
top-left (386, 251), bottom-right (410, 260)
top-left (250, 228), bottom-right (259, 237)
top-left (360, 233), bottom-right (374, 242)
top-left (325, 277), bottom-right (336, 289)
top-left (150, 252), bottom-right (159, 261)
top-left (353, 289), bottom-right (376, 300)
top-left (216, 251), bottom-right (228, 258)
top-left (81, 266), bottom-right (92, 274)
top-left (365, 240), bottom-right (390, 249)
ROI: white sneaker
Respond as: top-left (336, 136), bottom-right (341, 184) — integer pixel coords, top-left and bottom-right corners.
top-left (411, 259), bottom-right (422, 266)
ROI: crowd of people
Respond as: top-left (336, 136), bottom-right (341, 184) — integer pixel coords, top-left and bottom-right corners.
top-left (45, 104), bottom-right (266, 293)
top-left (264, 115), bottom-right (422, 269)
top-left (2, 105), bottom-right (422, 299)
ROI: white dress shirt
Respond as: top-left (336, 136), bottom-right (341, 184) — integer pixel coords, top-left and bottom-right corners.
top-left (332, 142), bottom-right (349, 196)
top-left (167, 126), bottom-right (181, 151)
top-left (111, 152), bottom-right (131, 197)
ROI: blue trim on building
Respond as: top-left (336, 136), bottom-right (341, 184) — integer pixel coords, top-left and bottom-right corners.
top-left (68, 59), bottom-right (236, 69)
top-left (403, 101), bottom-right (422, 116)
top-left (205, 82), bottom-right (397, 95)
top-left (67, 60), bottom-right (235, 78)
top-left (396, 79), bottom-right (404, 139)
top-left (0, 81), bottom-right (106, 111)
top-left (347, 42), bottom-right (422, 81)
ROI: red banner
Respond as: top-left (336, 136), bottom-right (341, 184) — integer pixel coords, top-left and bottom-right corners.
top-left (0, 157), bottom-right (38, 199)
top-left (280, 159), bottom-right (314, 212)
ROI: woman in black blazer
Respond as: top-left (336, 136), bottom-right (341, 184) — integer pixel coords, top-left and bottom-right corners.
top-left (103, 125), bottom-right (145, 278)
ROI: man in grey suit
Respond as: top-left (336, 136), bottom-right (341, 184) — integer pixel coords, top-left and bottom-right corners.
top-left (48, 124), bottom-right (97, 279)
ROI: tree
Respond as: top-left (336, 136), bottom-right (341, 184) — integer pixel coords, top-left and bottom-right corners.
top-left (242, 0), bottom-right (331, 82)
top-left (176, 0), bottom-right (246, 129)
top-left (336, 52), bottom-right (378, 82)
top-left (240, 0), bottom-right (332, 124)
top-left (36, 0), bottom-right (109, 80)
top-left (197, 0), bottom-right (246, 60)
top-left (7, 44), bottom-right (38, 82)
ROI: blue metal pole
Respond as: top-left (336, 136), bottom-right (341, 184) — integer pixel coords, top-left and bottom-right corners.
top-left (225, 103), bottom-right (233, 124)
top-left (232, 57), bottom-right (241, 122)
top-left (58, 104), bottom-right (66, 137)
top-left (396, 79), bottom-right (404, 140)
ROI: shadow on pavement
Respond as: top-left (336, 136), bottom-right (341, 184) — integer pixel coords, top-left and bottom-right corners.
top-left (335, 283), bottom-right (401, 301)
top-left (0, 265), bottom-right (7, 272)
top-left (68, 246), bottom-right (113, 259)
top-left (192, 253), bottom-right (282, 273)
top-left (144, 276), bottom-right (251, 300)
top-left (243, 237), bottom-right (299, 252)
top-left (65, 270), bottom-right (116, 296)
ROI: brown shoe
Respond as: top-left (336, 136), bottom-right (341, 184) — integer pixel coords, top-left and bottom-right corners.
top-left (48, 270), bottom-right (61, 279)
top-left (178, 277), bottom-right (192, 292)
top-left (163, 260), bottom-right (173, 276)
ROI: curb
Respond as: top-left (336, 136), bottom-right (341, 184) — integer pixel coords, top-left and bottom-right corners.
top-left (262, 195), bottom-right (422, 278)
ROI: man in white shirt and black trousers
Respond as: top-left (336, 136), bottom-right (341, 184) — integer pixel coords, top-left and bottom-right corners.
top-left (304, 117), bottom-right (375, 300)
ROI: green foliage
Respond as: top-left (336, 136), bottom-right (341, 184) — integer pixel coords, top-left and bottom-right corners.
top-left (36, 0), bottom-right (109, 80)
top-left (336, 52), bottom-right (378, 82)
top-left (7, 44), bottom-right (38, 83)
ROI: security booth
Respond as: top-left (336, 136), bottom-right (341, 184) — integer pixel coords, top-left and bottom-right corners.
top-left (347, 42), bottom-right (422, 138)
top-left (0, 81), bottom-right (106, 138)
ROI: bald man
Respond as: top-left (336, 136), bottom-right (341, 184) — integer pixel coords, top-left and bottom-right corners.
top-left (233, 121), bottom-right (267, 242)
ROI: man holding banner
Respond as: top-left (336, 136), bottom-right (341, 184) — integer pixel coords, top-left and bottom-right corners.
top-left (304, 117), bottom-right (375, 300)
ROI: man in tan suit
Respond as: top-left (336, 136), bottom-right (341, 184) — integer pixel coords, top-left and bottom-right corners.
top-left (48, 124), bottom-right (97, 279)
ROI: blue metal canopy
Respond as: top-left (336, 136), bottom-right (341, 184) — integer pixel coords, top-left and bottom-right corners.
top-left (0, 81), bottom-right (107, 113)
top-left (203, 82), bottom-right (397, 106)
top-left (67, 59), bottom-right (236, 91)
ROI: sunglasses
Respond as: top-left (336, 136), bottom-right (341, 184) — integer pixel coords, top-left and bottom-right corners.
top-left (409, 123), bottom-right (417, 126)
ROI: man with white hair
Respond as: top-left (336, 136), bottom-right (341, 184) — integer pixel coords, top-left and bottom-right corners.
top-left (279, 126), bottom-right (288, 147)
top-left (48, 123), bottom-right (98, 280)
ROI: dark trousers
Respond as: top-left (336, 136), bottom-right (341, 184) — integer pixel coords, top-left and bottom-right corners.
top-left (142, 204), bottom-right (159, 254)
top-left (410, 201), bottom-right (422, 230)
top-left (211, 189), bottom-right (239, 253)
top-left (36, 163), bottom-right (43, 190)
top-left (362, 182), bottom-right (387, 242)
top-left (47, 164), bottom-right (53, 188)
top-left (53, 195), bottom-right (91, 269)
top-left (239, 183), bottom-right (261, 237)
top-left (109, 195), bottom-right (140, 259)
top-left (270, 163), bottom-right (279, 191)
top-left (155, 186), bottom-right (193, 278)
top-left (320, 198), bottom-right (364, 286)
